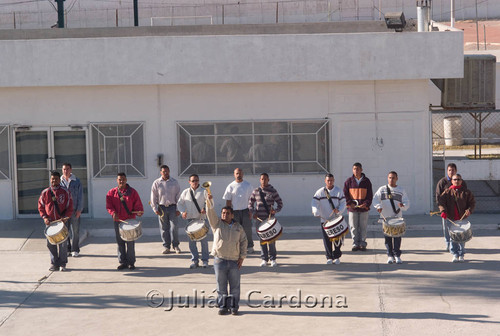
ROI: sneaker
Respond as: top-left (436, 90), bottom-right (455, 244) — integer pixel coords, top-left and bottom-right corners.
top-left (270, 260), bottom-right (277, 267)
top-left (174, 247), bottom-right (181, 254)
top-left (260, 260), bottom-right (268, 267)
top-left (231, 308), bottom-right (239, 316)
top-left (202, 261), bottom-right (209, 268)
top-left (117, 264), bottom-right (128, 270)
top-left (326, 259), bottom-right (333, 265)
top-left (395, 256), bottom-right (402, 264)
top-left (459, 256), bottom-right (465, 262)
top-left (359, 246), bottom-right (367, 251)
top-left (189, 262), bottom-right (199, 269)
top-left (387, 256), bottom-right (394, 264)
top-left (334, 258), bottom-right (340, 265)
top-left (72, 252), bottom-right (80, 257)
top-left (452, 255), bottom-right (459, 263)
top-left (352, 245), bottom-right (359, 251)
top-left (218, 308), bottom-right (229, 315)
top-left (59, 266), bottom-right (66, 272)
top-left (49, 265), bottom-right (57, 271)
top-left (247, 247), bottom-right (254, 254)
top-left (162, 248), bottom-right (170, 254)
top-left (128, 264), bottom-right (136, 270)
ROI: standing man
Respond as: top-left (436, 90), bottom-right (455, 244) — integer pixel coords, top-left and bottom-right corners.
top-left (60, 163), bottom-right (83, 257)
top-left (435, 163), bottom-right (468, 251)
top-left (223, 168), bottom-right (254, 253)
top-left (312, 173), bottom-right (346, 265)
top-left (206, 195), bottom-right (247, 315)
top-left (150, 165), bottom-right (181, 254)
top-left (373, 171), bottom-right (410, 264)
top-left (106, 172), bottom-right (144, 270)
top-left (38, 171), bottom-right (73, 271)
top-left (343, 162), bottom-right (373, 251)
top-left (248, 173), bottom-right (283, 267)
top-left (438, 174), bottom-right (475, 263)
top-left (177, 174), bottom-right (210, 269)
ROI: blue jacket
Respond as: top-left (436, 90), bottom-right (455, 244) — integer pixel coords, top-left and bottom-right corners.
top-left (61, 174), bottom-right (84, 213)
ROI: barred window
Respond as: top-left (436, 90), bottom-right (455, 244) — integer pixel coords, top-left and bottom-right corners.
top-left (177, 120), bottom-right (329, 175)
top-left (0, 125), bottom-right (9, 179)
top-left (91, 123), bottom-right (145, 178)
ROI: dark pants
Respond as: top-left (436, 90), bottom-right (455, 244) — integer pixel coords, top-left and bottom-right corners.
top-left (384, 236), bottom-right (402, 257)
top-left (321, 227), bottom-right (342, 260)
top-left (234, 209), bottom-right (253, 248)
top-left (47, 240), bottom-right (68, 267)
top-left (260, 241), bottom-right (277, 261)
top-left (213, 257), bottom-right (240, 309)
top-left (114, 221), bottom-right (136, 266)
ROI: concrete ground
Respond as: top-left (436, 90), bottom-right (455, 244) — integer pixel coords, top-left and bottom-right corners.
top-left (0, 214), bottom-right (499, 336)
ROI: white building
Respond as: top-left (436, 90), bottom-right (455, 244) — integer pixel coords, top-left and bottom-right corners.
top-left (0, 21), bottom-right (463, 219)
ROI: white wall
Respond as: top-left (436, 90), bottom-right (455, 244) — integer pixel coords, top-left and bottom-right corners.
top-left (0, 79), bottom-right (432, 218)
top-left (0, 30), bottom-right (463, 88)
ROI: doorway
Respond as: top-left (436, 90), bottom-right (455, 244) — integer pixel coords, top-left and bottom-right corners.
top-left (13, 126), bottom-right (89, 216)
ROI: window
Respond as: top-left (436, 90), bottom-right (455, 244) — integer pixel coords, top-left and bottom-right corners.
top-left (0, 125), bottom-right (9, 179)
top-left (177, 120), bottom-right (329, 175)
top-left (91, 123), bottom-right (145, 178)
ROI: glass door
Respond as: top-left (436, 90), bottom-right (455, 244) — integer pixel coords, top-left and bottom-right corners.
top-left (14, 127), bottom-right (89, 216)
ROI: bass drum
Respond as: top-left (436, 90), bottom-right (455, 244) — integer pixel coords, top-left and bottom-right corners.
top-left (257, 218), bottom-right (283, 245)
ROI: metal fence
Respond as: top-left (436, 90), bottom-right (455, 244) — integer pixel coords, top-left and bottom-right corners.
top-left (432, 109), bottom-right (500, 213)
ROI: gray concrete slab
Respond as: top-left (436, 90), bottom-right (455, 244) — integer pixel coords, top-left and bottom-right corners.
top-left (0, 218), bottom-right (499, 335)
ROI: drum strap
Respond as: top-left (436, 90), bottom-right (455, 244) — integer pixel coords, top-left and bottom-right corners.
top-left (117, 189), bottom-right (133, 216)
top-left (258, 188), bottom-right (271, 216)
top-left (49, 189), bottom-right (63, 218)
top-left (386, 185), bottom-right (400, 215)
top-left (189, 189), bottom-right (203, 214)
top-left (324, 188), bottom-right (336, 211)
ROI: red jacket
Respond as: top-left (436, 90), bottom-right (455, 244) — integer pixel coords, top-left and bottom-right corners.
top-left (38, 186), bottom-right (74, 221)
top-left (106, 184), bottom-right (144, 222)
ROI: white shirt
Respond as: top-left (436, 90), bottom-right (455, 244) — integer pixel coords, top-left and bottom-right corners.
top-left (222, 180), bottom-right (253, 211)
top-left (372, 184), bottom-right (410, 219)
top-left (150, 177), bottom-right (180, 212)
top-left (311, 185), bottom-right (346, 222)
top-left (177, 187), bottom-right (208, 220)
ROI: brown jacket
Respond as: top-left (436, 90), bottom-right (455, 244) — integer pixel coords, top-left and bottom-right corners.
top-left (438, 186), bottom-right (476, 220)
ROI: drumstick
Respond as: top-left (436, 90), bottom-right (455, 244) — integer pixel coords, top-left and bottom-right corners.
top-left (429, 211), bottom-right (441, 216)
top-left (256, 217), bottom-right (263, 222)
top-left (49, 217), bottom-right (69, 225)
top-left (132, 211), bottom-right (144, 214)
top-left (379, 213), bottom-right (387, 222)
top-left (459, 213), bottom-right (467, 220)
top-left (447, 218), bottom-right (460, 227)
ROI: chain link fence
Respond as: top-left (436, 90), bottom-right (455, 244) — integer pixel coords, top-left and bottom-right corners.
top-left (432, 109), bottom-right (500, 213)
top-left (0, 0), bottom-right (497, 30)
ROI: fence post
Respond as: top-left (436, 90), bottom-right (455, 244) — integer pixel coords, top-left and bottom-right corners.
top-left (276, 2), bottom-right (278, 23)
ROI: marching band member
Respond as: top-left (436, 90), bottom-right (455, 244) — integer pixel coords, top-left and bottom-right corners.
top-left (248, 173), bottom-right (283, 267)
top-left (106, 172), bottom-right (144, 270)
top-left (38, 171), bottom-right (73, 272)
top-left (206, 195), bottom-right (247, 315)
top-left (435, 163), bottom-right (468, 251)
top-left (343, 162), bottom-right (373, 251)
top-left (438, 174), bottom-right (475, 263)
top-left (373, 171), bottom-right (410, 264)
top-left (177, 174), bottom-right (210, 269)
top-left (312, 173), bottom-right (346, 265)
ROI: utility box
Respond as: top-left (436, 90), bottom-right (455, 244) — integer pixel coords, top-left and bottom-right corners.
top-left (442, 54), bottom-right (496, 109)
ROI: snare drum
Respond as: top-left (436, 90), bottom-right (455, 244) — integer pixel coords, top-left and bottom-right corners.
top-left (45, 220), bottom-right (69, 245)
top-left (119, 219), bottom-right (143, 242)
top-left (382, 217), bottom-right (406, 237)
top-left (257, 218), bottom-right (283, 245)
top-left (322, 216), bottom-right (349, 242)
top-left (449, 220), bottom-right (473, 243)
top-left (186, 219), bottom-right (209, 241)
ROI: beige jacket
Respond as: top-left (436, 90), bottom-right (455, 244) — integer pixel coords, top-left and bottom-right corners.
top-left (206, 199), bottom-right (247, 261)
